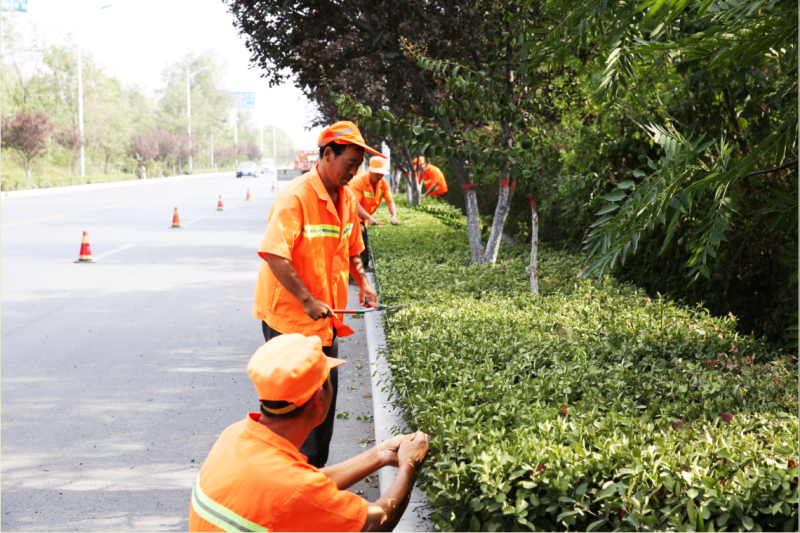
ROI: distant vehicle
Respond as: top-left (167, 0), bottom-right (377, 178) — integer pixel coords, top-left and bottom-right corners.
top-left (259, 158), bottom-right (274, 173)
top-left (236, 161), bottom-right (260, 178)
top-left (294, 150), bottom-right (320, 171)
top-left (277, 167), bottom-right (303, 181)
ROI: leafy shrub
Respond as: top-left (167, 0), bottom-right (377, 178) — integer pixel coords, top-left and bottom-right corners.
top-left (369, 203), bottom-right (798, 532)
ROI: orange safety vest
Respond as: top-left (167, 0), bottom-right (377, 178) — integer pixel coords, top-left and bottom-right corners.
top-left (252, 165), bottom-right (363, 345)
top-left (348, 171), bottom-right (394, 222)
top-left (189, 413), bottom-right (368, 532)
top-left (416, 164), bottom-right (449, 195)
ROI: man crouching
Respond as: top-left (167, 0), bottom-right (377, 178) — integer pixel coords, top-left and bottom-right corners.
top-left (189, 334), bottom-right (429, 532)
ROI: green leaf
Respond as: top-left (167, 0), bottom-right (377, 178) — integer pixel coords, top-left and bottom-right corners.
top-left (470, 515), bottom-right (481, 532)
top-left (602, 191), bottom-right (627, 202)
top-left (616, 181), bottom-right (635, 189)
top-left (742, 516), bottom-right (754, 531)
top-left (596, 204), bottom-right (619, 215)
top-left (587, 519), bottom-right (607, 531)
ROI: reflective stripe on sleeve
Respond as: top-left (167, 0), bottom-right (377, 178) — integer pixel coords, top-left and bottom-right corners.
top-left (362, 192), bottom-right (375, 198)
top-left (192, 476), bottom-right (269, 532)
top-left (342, 223), bottom-right (354, 237)
top-left (302, 224), bottom-right (340, 238)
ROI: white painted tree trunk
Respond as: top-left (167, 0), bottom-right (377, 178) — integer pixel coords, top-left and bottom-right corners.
top-left (479, 170), bottom-right (516, 264)
top-left (526, 194), bottom-right (539, 295)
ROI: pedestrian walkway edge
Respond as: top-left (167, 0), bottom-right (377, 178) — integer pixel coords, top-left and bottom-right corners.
top-left (365, 271), bottom-right (433, 532)
top-left (1, 171), bottom-right (234, 200)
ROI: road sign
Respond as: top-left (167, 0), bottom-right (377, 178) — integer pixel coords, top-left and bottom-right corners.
top-left (1, 0), bottom-right (28, 11)
top-left (230, 91), bottom-right (255, 109)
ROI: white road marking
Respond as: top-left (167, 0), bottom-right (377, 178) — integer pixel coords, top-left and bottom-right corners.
top-left (180, 218), bottom-right (204, 227)
top-left (93, 244), bottom-right (136, 261)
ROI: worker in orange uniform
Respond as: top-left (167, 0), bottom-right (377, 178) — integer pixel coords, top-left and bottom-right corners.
top-left (413, 156), bottom-right (449, 198)
top-left (190, 334), bottom-right (430, 532)
top-left (252, 121), bottom-right (381, 468)
top-left (348, 156), bottom-right (398, 271)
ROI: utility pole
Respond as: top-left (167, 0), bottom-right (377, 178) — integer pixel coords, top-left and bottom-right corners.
top-left (234, 110), bottom-right (238, 167)
top-left (78, 4), bottom-right (113, 178)
top-left (210, 132), bottom-right (214, 169)
top-left (78, 42), bottom-right (85, 177)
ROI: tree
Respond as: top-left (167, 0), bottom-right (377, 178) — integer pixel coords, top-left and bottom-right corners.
top-left (129, 129), bottom-right (159, 170)
top-left (225, 0), bottom-right (524, 264)
top-left (54, 126), bottom-right (81, 176)
top-left (2, 110), bottom-right (54, 180)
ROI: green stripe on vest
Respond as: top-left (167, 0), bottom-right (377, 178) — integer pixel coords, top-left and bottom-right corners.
top-left (192, 476), bottom-right (269, 532)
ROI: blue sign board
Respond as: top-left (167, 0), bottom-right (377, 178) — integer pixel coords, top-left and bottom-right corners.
top-left (230, 91), bottom-right (255, 109)
top-left (1, 0), bottom-right (28, 11)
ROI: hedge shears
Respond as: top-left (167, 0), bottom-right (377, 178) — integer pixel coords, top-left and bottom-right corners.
top-left (333, 298), bottom-right (432, 315)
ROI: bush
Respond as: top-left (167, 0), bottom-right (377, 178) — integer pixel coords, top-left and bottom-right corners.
top-left (369, 201), bottom-right (798, 532)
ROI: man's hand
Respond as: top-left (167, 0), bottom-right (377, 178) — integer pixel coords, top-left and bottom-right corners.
top-left (390, 215), bottom-right (398, 225)
top-left (398, 431), bottom-right (430, 471)
top-left (302, 297), bottom-right (334, 321)
top-left (359, 284), bottom-right (378, 307)
top-left (376, 435), bottom-right (405, 468)
top-left (367, 215), bottom-right (383, 226)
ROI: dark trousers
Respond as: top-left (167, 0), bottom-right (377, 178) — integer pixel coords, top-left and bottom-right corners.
top-left (360, 222), bottom-right (370, 269)
top-left (261, 321), bottom-right (339, 468)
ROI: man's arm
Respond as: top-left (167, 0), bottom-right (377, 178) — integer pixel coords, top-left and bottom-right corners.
top-left (361, 432), bottom-right (430, 532)
top-left (264, 254), bottom-right (333, 320)
top-left (349, 255), bottom-right (378, 305)
top-left (386, 201), bottom-right (398, 224)
top-left (357, 203), bottom-right (380, 226)
top-left (321, 435), bottom-right (404, 490)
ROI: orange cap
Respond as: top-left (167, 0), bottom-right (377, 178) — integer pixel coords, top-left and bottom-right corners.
top-left (247, 334), bottom-right (346, 407)
top-left (368, 157), bottom-right (389, 175)
top-left (317, 121), bottom-right (385, 158)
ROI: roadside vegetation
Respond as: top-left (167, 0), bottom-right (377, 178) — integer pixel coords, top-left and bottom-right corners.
top-left (370, 201), bottom-right (797, 532)
top-left (230, 0), bottom-right (797, 347)
top-left (0, 19), bottom-right (295, 190)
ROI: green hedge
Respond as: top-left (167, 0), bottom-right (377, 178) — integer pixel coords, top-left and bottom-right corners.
top-left (369, 200), bottom-right (798, 532)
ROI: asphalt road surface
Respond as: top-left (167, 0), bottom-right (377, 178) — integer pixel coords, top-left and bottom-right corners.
top-left (1, 172), bottom-right (379, 531)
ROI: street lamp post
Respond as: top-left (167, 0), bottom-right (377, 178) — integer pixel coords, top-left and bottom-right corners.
top-left (78, 3), bottom-right (113, 178)
top-left (186, 66), bottom-right (208, 173)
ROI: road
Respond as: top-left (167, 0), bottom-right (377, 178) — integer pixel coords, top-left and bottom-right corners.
top-left (1, 172), bottom-right (379, 531)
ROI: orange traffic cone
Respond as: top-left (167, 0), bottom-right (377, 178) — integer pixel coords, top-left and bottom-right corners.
top-left (74, 231), bottom-right (96, 263)
top-left (217, 195), bottom-right (224, 210)
top-left (246, 189), bottom-right (252, 201)
top-left (271, 182), bottom-right (276, 192)
top-left (171, 207), bottom-right (181, 228)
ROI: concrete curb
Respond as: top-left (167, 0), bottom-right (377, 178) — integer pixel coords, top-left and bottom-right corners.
top-left (0, 171), bottom-right (234, 200)
top-left (366, 272), bottom-right (433, 532)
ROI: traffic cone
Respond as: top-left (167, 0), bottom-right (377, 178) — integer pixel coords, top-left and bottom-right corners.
top-left (74, 231), bottom-right (96, 263)
top-left (271, 182), bottom-right (276, 192)
top-left (171, 207), bottom-right (181, 228)
top-left (246, 189), bottom-right (251, 201)
top-left (217, 196), bottom-right (224, 210)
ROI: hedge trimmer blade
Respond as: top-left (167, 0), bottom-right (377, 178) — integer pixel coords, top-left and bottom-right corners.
top-left (333, 299), bottom-right (433, 314)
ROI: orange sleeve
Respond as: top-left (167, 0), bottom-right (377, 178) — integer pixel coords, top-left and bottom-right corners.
top-left (271, 474), bottom-right (368, 532)
top-left (381, 178), bottom-right (394, 203)
top-left (257, 195), bottom-right (303, 261)
top-left (347, 191), bottom-right (365, 257)
top-left (348, 175), bottom-right (364, 202)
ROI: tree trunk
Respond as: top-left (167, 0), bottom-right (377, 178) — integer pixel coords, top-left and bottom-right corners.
top-left (526, 193), bottom-right (540, 295)
top-left (391, 169), bottom-right (400, 195)
top-left (447, 155), bottom-right (484, 264)
top-left (479, 170), bottom-right (516, 263)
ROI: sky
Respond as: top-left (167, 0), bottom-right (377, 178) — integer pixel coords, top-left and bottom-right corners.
top-left (1, 0), bottom-right (320, 149)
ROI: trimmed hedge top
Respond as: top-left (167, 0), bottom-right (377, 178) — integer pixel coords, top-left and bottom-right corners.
top-left (369, 200), bottom-right (798, 532)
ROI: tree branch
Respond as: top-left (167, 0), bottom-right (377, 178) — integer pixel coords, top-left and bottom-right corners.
top-left (745, 158), bottom-right (798, 177)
